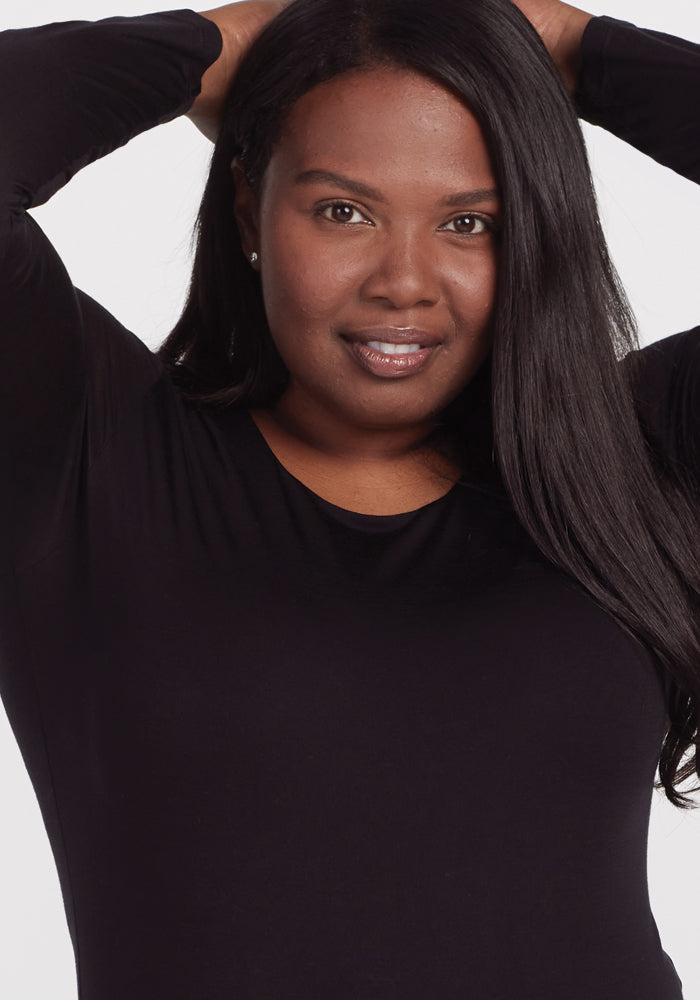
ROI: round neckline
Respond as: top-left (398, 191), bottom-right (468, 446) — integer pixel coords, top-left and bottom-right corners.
top-left (241, 409), bottom-right (459, 522)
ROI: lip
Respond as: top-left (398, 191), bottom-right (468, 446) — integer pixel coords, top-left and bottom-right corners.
top-left (340, 328), bottom-right (442, 379)
top-left (341, 327), bottom-right (443, 348)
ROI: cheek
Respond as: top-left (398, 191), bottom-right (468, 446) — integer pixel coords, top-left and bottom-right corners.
top-left (263, 259), bottom-right (357, 327)
top-left (448, 253), bottom-right (499, 334)
top-left (260, 213), bottom-right (363, 327)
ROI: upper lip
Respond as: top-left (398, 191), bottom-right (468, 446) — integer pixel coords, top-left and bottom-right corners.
top-left (341, 327), bottom-right (442, 348)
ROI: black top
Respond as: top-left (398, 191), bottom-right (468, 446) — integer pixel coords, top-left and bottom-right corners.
top-left (1, 9), bottom-right (699, 999)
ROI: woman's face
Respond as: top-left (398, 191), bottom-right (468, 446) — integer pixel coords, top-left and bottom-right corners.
top-left (235, 65), bottom-right (500, 437)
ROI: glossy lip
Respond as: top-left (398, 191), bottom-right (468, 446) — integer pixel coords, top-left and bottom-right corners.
top-left (341, 327), bottom-right (443, 348)
top-left (340, 328), bottom-right (442, 379)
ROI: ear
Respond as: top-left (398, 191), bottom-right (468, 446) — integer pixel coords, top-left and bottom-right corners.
top-left (231, 157), bottom-right (261, 265)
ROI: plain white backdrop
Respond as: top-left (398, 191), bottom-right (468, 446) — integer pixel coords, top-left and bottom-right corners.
top-left (1, 0), bottom-right (700, 996)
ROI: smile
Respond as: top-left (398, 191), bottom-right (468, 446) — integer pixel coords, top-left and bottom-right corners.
top-left (366, 341), bottom-right (421, 354)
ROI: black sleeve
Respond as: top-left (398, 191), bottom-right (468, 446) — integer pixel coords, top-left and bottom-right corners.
top-left (574, 16), bottom-right (700, 488)
top-left (0, 10), bottom-right (222, 566)
top-left (575, 15), bottom-right (700, 183)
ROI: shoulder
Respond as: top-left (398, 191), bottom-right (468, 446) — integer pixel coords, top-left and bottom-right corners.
top-left (628, 326), bottom-right (700, 405)
top-left (623, 326), bottom-right (700, 483)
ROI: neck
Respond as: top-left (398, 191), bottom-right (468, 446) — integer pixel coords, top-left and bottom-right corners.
top-left (269, 388), bottom-right (445, 464)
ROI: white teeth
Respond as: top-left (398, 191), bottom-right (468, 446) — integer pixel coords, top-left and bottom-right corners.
top-left (366, 341), bottom-right (422, 355)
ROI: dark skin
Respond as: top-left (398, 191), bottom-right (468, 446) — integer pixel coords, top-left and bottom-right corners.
top-left (192, 0), bottom-right (594, 515)
top-left (235, 66), bottom-right (500, 513)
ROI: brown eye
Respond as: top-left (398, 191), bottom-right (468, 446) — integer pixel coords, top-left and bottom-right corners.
top-left (443, 214), bottom-right (489, 235)
top-left (319, 202), bottom-right (368, 224)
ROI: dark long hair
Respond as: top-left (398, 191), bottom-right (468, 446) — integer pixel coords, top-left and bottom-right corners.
top-left (159, 0), bottom-right (700, 805)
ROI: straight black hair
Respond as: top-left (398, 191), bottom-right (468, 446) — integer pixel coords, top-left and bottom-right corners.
top-left (159, 0), bottom-right (700, 805)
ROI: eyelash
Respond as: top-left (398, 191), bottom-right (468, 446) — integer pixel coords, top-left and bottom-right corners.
top-left (314, 200), bottom-right (497, 236)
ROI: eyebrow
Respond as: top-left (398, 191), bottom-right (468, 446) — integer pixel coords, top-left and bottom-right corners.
top-left (294, 169), bottom-right (499, 207)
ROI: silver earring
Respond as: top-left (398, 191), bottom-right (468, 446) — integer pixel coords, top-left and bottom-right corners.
top-left (249, 251), bottom-right (259, 265)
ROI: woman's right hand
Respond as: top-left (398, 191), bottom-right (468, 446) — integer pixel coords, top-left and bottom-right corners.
top-left (189, 1), bottom-right (289, 140)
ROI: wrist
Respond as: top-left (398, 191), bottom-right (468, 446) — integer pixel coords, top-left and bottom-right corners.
top-left (188, 3), bottom-right (287, 141)
top-left (551, 4), bottom-right (595, 93)
top-left (187, 12), bottom-right (233, 140)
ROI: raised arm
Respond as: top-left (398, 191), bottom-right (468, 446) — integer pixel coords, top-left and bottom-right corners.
top-left (511, 0), bottom-right (700, 183)
top-left (0, 5), bottom-right (285, 566)
top-left (513, 2), bottom-right (700, 487)
top-left (576, 15), bottom-right (700, 184)
top-left (0, 11), bottom-right (224, 563)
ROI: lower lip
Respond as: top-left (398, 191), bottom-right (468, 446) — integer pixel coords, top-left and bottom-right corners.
top-left (343, 340), bottom-right (438, 378)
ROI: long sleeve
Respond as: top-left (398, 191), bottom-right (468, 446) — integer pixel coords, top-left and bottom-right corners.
top-left (0, 13), bottom-right (696, 1000)
top-left (575, 15), bottom-right (700, 183)
top-left (0, 10), bottom-right (222, 566)
top-left (575, 16), bottom-right (700, 489)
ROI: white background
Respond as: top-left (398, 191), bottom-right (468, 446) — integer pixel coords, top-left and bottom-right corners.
top-left (1, 0), bottom-right (700, 997)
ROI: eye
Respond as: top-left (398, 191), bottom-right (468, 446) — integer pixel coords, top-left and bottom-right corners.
top-left (441, 213), bottom-right (494, 236)
top-left (317, 201), bottom-right (371, 225)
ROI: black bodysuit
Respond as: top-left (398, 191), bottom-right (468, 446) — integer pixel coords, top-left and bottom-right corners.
top-left (1, 9), bottom-right (699, 999)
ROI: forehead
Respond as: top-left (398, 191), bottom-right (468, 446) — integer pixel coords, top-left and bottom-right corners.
top-left (268, 65), bottom-right (495, 192)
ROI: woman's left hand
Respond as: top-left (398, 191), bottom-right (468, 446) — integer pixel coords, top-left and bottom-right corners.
top-left (508, 0), bottom-right (594, 93)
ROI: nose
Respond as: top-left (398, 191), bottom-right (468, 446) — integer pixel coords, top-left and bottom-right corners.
top-left (360, 229), bottom-right (440, 310)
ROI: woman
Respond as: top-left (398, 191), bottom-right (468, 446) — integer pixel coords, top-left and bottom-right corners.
top-left (1, 0), bottom-right (699, 996)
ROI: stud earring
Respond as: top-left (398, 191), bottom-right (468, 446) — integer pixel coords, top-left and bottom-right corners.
top-left (249, 251), bottom-right (259, 265)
